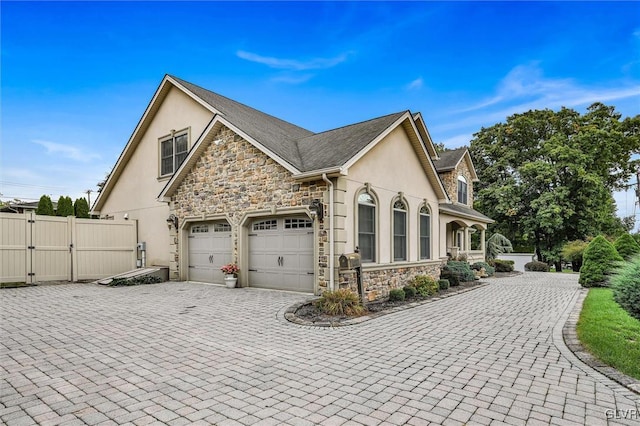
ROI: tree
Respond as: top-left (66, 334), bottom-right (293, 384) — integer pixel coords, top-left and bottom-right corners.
top-left (614, 233), bottom-right (640, 260)
top-left (56, 196), bottom-right (74, 217)
top-left (470, 103), bottom-right (640, 271)
top-left (74, 198), bottom-right (90, 218)
top-left (579, 235), bottom-right (623, 287)
top-left (35, 195), bottom-right (54, 216)
top-left (485, 233), bottom-right (513, 260)
top-left (561, 240), bottom-right (588, 272)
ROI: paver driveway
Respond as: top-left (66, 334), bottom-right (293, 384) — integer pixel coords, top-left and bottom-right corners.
top-left (1, 273), bottom-right (639, 426)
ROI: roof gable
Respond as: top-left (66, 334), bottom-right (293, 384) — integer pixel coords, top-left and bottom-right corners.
top-left (433, 147), bottom-right (478, 181)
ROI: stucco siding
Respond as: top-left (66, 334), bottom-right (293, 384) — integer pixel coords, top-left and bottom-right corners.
top-left (344, 126), bottom-right (442, 263)
top-left (98, 87), bottom-right (213, 266)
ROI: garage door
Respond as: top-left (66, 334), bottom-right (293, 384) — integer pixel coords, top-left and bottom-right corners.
top-left (188, 221), bottom-right (232, 284)
top-left (248, 217), bottom-right (314, 292)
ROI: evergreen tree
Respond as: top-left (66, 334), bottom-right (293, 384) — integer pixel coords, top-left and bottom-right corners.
top-left (579, 235), bottom-right (623, 287)
top-left (613, 233), bottom-right (640, 260)
top-left (35, 195), bottom-right (54, 216)
top-left (74, 198), bottom-right (90, 218)
top-left (56, 196), bottom-right (74, 217)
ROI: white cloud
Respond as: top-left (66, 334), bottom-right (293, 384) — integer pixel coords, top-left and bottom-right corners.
top-left (33, 139), bottom-right (100, 162)
top-left (271, 74), bottom-right (314, 84)
top-left (406, 77), bottom-right (423, 91)
top-left (458, 63), bottom-right (640, 114)
top-left (439, 133), bottom-right (473, 149)
top-left (236, 50), bottom-right (351, 71)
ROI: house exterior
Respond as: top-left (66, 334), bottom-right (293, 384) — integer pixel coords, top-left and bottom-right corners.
top-left (93, 75), bottom-right (492, 300)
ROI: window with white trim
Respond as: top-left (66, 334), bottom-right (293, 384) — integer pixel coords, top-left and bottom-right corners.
top-left (358, 191), bottom-right (376, 263)
top-left (457, 175), bottom-right (468, 204)
top-left (419, 205), bottom-right (431, 260)
top-left (160, 131), bottom-right (189, 177)
top-left (191, 224), bottom-right (209, 234)
top-left (285, 218), bottom-right (313, 229)
top-left (393, 199), bottom-right (407, 261)
top-left (214, 223), bottom-right (231, 232)
top-left (253, 219), bottom-right (277, 231)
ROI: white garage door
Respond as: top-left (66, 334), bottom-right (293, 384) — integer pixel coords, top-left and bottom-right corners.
top-left (188, 221), bottom-right (232, 284)
top-left (248, 217), bottom-right (314, 293)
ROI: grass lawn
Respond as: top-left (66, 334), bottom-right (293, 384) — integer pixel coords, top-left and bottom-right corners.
top-left (577, 288), bottom-right (640, 380)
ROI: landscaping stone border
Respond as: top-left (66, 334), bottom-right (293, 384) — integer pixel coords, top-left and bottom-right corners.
top-left (284, 281), bottom-right (491, 327)
top-left (562, 288), bottom-right (640, 395)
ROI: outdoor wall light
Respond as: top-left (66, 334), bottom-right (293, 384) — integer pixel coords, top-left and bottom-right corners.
top-left (166, 214), bottom-right (178, 229)
top-left (310, 199), bottom-right (324, 221)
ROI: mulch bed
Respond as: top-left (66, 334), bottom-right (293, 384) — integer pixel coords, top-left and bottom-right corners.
top-left (289, 280), bottom-right (490, 326)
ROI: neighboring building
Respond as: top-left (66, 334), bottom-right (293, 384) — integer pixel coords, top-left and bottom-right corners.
top-left (0, 201), bottom-right (58, 214)
top-left (92, 75), bottom-right (492, 300)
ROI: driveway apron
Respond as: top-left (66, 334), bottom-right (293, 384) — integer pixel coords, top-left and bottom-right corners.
top-left (1, 273), bottom-right (639, 425)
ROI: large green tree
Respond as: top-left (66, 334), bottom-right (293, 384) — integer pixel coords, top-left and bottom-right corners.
top-left (470, 103), bottom-right (639, 270)
top-left (56, 196), bottom-right (74, 217)
top-left (35, 195), bottom-right (54, 216)
top-left (74, 198), bottom-right (90, 218)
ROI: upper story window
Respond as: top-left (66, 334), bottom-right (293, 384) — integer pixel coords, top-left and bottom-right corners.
top-left (457, 175), bottom-right (468, 205)
top-left (358, 191), bottom-right (376, 263)
top-left (393, 199), bottom-right (407, 262)
top-left (419, 205), bottom-right (431, 260)
top-left (160, 130), bottom-right (189, 177)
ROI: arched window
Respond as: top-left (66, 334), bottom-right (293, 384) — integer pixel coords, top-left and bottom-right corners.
top-left (457, 175), bottom-right (468, 204)
top-left (393, 199), bottom-right (407, 261)
top-left (419, 205), bottom-right (431, 260)
top-left (358, 191), bottom-right (376, 262)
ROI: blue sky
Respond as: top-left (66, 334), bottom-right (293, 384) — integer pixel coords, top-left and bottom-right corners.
top-left (1, 1), bottom-right (639, 225)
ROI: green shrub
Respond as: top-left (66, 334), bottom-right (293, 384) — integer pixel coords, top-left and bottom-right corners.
top-left (562, 240), bottom-right (588, 272)
top-left (108, 275), bottom-right (163, 286)
top-left (403, 285), bottom-right (416, 298)
top-left (579, 235), bottom-right (623, 287)
top-left (74, 198), bottom-right (90, 218)
top-left (440, 266), bottom-right (460, 286)
top-left (412, 275), bottom-right (439, 296)
top-left (614, 233), bottom-right (640, 261)
top-left (492, 259), bottom-right (514, 272)
top-left (471, 261), bottom-right (495, 276)
top-left (611, 255), bottom-right (640, 320)
top-left (486, 233), bottom-right (513, 260)
top-left (388, 289), bottom-right (405, 302)
top-left (525, 261), bottom-right (550, 272)
top-left (36, 195), bottom-right (54, 216)
top-left (56, 196), bottom-right (74, 217)
top-left (446, 261), bottom-right (476, 282)
top-left (315, 289), bottom-right (365, 316)
top-left (438, 279), bottom-right (450, 290)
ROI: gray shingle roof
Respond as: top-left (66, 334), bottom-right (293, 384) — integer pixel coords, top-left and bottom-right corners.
top-left (439, 203), bottom-right (493, 223)
top-left (171, 76), bottom-right (313, 171)
top-left (296, 112), bottom-right (407, 171)
top-left (433, 147), bottom-right (467, 172)
top-left (171, 76), bottom-right (407, 173)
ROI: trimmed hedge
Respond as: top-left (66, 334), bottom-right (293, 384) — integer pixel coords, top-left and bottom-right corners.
top-left (438, 279), bottom-right (450, 290)
top-left (492, 259), bottom-right (514, 272)
top-left (614, 233), bottom-right (640, 261)
top-left (525, 261), bottom-right (550, 272)
top-left (579, 235), bottom-right (623, 287)
top-left (388, 289), bottom-right (405, 302)
top-left (611, 254), bottom-right (640, 320)
top-left (403, 285), bottom-right (417, 298)
top-left (412, 275), bottom-right (439, 297)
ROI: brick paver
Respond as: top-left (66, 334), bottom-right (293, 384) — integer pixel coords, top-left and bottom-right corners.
top-left (1, 273), bottom-right (639, 425)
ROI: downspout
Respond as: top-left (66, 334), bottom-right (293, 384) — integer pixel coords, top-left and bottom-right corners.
top-left (322, 173), bottom-right (335, 291)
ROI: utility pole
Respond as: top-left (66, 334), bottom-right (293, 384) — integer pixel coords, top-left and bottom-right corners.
top-left (85, 189), bottom-right (93, 207)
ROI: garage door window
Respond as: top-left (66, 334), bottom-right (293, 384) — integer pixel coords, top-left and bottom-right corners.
top-left (191, 225), bottom-right (209, 233)
top-left (214, 223), bottom-right (231, 232)
top-left (253, 220), bottom-right (277, 231)
top-left (285, 218), bottom-right (313, 229)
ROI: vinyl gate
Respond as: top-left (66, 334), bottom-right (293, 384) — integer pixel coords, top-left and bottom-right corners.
top-left (0, 212), bottom-right (137, 283)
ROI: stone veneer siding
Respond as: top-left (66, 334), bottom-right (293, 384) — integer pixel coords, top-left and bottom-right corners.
top-left (339, 261), bottom-right (444, 302)
top-left (440, 159), bottom-right (474, 206)
top-left (169, 126), bottom-right (328, 287)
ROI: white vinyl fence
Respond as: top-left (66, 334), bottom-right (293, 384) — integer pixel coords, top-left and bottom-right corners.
top-left (1, 212), bottom-right (137, 283)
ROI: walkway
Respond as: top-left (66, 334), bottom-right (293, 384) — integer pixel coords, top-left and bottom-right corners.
top-left (1, 273), bottom-right (638, 425)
